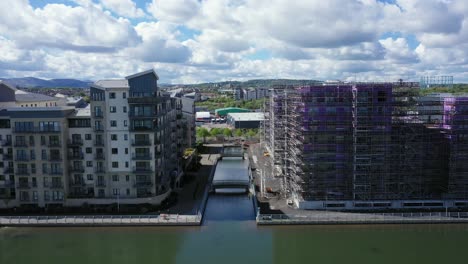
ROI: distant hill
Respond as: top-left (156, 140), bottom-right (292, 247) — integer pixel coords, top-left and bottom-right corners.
top-left (165, 79), bottom-right (322, 90)
top-left (0, 77), bottom-right (92, 88)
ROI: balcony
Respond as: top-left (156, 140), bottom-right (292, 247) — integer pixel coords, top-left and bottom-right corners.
top-left (4, 167), bottom-right (14, 174)
top-left (133, 166), bottom-right (153, 173)
top-left (128, 97), bottom-right (162, 104)
top-left (3, 154), bottom-right (12, 161)
top-left (49, 170), bottom-right (63, 176)
top-left (1, 140), bottom-right (11, 146)
top-left (95, 181), bottom-right (106, 187)
top-left (68, 152), bottom-right (84, 160)
top-left (68, 192), bottom-right (95, 199)
top-left (15, 155), bottom-right (29, 161)
top-left (134, 181), bottom-right (153, 187)
top-left (14, 141), bottom-right (28, 148)
top-left (49, 155), bottom-right (63, 162)
top-left (69, 166), bottom-right (85, 173)
top-left (129, 126), bottom-right (154, 132)
top-left (14, 127), bottom-right (61, 133)
top-left (95, 153), bottom-right (105, 160)
top-left (132, 154), bottom-right (152, 160)
top-left (128, 111), bottom-right (159, 119)
top-left (0, 180), bottom-right (15, 188)
top-left (16, 169), bottom-right (30, 176)
top-left (50, 182), bottom-right (64, 189)
top-left (68, 139), bottom-right (83, 146)
top-left (17, 182), bottom-right (31, 189)
top-left (95, 168), bottom-right (105, 173)
top-left (94, 126), bottom-right (104, 132)
top-left (94, 140), bottom-right (104, 146)
top-left (131, 139), bottom-right (151, 146)
top-left (48, 141), bottom-right (62, 148)
top-left (70, 180), bottom-right (86, 187)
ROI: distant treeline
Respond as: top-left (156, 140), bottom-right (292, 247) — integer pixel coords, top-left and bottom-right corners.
top-left (420, 84), bottom-right (468, 95)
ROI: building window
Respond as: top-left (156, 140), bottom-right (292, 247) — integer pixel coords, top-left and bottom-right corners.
top-left (124, 120), bottom-right (128, 127)
top-left (85, 134), bottom-right (92, 140)
top-left (112, 175), bottom-right (119, 182)
top-left (111, 134), bottom-right (117, 141)
top-left (123, 92), bottom-right (126, 99)
top-left (86, 161), bottom-right (93, 167)
top-left (44, 191), bottom-right (50, 201)
top-left (112, 148), bottom-right (118, 154)
top-left (109, 92), bottom-right (116, 99)
top-left (125, 148), bottom-right (128, 154)
top-left (110, 106), bottom-right (117, 113)
top-left (124, 134), bottom-right (128, 141)
top-left (98, 189), bottom-right (105, 198)
top-left (113, 188), bottom-right (120, 195)
top-left (123, 106), bottom-right (127, 113)
top-left (110, 120), bottom-right (117, 127)
top-left (87, 174), bottom-right (93, 180)
top-left (125, 161), bottom-right (129, 168)
top-left (112, 162), bottom-right (119, 168)
top-left (86, 147), bottom-right (92, 154)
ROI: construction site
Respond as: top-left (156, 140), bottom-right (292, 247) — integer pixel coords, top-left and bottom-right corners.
top-left (263, 81), bottom-right (468, 210)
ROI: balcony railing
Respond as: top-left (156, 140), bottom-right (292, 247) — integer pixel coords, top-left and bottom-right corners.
top-left (129, 126), bottom-right (154, 132)
top-left (94, 140), bottom-right (104, 146)
top-left (128, 111), bottom-right (159, 118)
top-left (128, 97), bottom-right (162, 104)
top-left (134, 181), bottom-right (153, 187)
top-left (15, 169), bottom-right (29, 176)
top-left (133, 166), bottom-right (153, 173)
top-left (95, 181), bottom-right (106, 187)
top-left (68, 139), bottom-right (83, 146)
top-left (0, 180), bottom-right (15, 188)
top-left (17, 183), bottom-right (31, 189)
top-left (70, 180), bottom-right (86, 187)
top-left (131, 139), bottom-right (151, 146)
top-left (132, 154), bottom-right (152, 160)
top-left (1, 140), bottom-right (12, 146)
top-left (95, 168), bottom-right (105, 173)
top-left (14, 142), bottom-right (28, 147)
top-left (15, 155), bottom-right (29, 161)
top-left (14, 127), bottom-right (61, 133)
top-left (50, 182), bottom-right (64, 189)
top-left (48, 141), bottom-right (62, 148)
top-left (95, 153), bottom-right (105, 160)
top-left (49, 170), bottom-right (63, 176)
top-left (68, 153), bottom-right (84, 160)
top-left (94, 126), bottom-right (104, 132)
top-left (49, 155), bottom-right (63, 161)
top-left (69, 166), bottom-right (85, 173)
top-left (4, 167), bottom-right (14, 174)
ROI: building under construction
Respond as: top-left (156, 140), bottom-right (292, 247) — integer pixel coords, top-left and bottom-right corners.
top-left (264, 82), bottom-right (468, 209)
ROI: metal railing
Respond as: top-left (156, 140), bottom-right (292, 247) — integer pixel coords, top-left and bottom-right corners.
top-left (0, 214), bottom-right (202, 226)
top-left (257, 212), bottom-right (468, 224)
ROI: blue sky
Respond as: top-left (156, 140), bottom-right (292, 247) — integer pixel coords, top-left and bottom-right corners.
top-left (0, 0), bottom-right (467, 83)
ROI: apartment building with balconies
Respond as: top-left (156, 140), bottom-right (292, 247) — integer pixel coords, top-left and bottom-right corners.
top-left (0, 69), bottom-right (188, 210)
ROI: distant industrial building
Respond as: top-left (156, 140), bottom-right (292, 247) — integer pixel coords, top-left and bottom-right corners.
top-left (227, 112), bottom-right (264, 129)
top-left (264, 83), bottom-right (468, 210)
top-left (215, 107), bottom-right (250, 117)
top-left (195, 111), bottom-right (211, 122)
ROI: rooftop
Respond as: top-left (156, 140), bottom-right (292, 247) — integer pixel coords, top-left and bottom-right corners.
top-left (15, 90), bottom-right (59, 102)
top-left (227, 112), bottom-right (265, 122)
top-left (94, 79), bottom-right (129, 89)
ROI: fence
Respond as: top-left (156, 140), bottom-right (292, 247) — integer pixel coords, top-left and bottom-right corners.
top-left (0, 214), bottom-right (202, 227)
top-left (257, 212), bottom-right (468, 225)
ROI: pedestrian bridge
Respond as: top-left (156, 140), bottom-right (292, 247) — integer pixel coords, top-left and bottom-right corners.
top-left (211, 156), bottom-right (251, 194)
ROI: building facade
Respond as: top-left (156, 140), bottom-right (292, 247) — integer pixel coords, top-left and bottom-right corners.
top-left (264, 83), bottom-right (467, 210)
top-left (0, 69), bottom-right (187, 210)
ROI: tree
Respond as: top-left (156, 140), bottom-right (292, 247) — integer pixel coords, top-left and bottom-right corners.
top-left (234, 129), bottom-right (243, 137)
top-left (223, 128), bottom-right (232, 138)
top-left (247, 129), bottom-right (257, 138)
top-left (196, 127), bottom-right (210, 143)
top-left (210, 128), bottom-right (222, 137)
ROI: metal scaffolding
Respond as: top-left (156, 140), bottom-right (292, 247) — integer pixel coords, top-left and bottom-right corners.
top-left (264, 82), bottom-right (467, 204)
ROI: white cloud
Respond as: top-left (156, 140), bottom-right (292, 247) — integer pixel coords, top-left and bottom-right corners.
top-left (380, 37), bottom-right (419, 63)
top-left (100, 0), bottom-right (145, 18)
top-left (0, 1), bottom-right (140, 52)
top-left (147, 0), bottom-right (200, 23)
